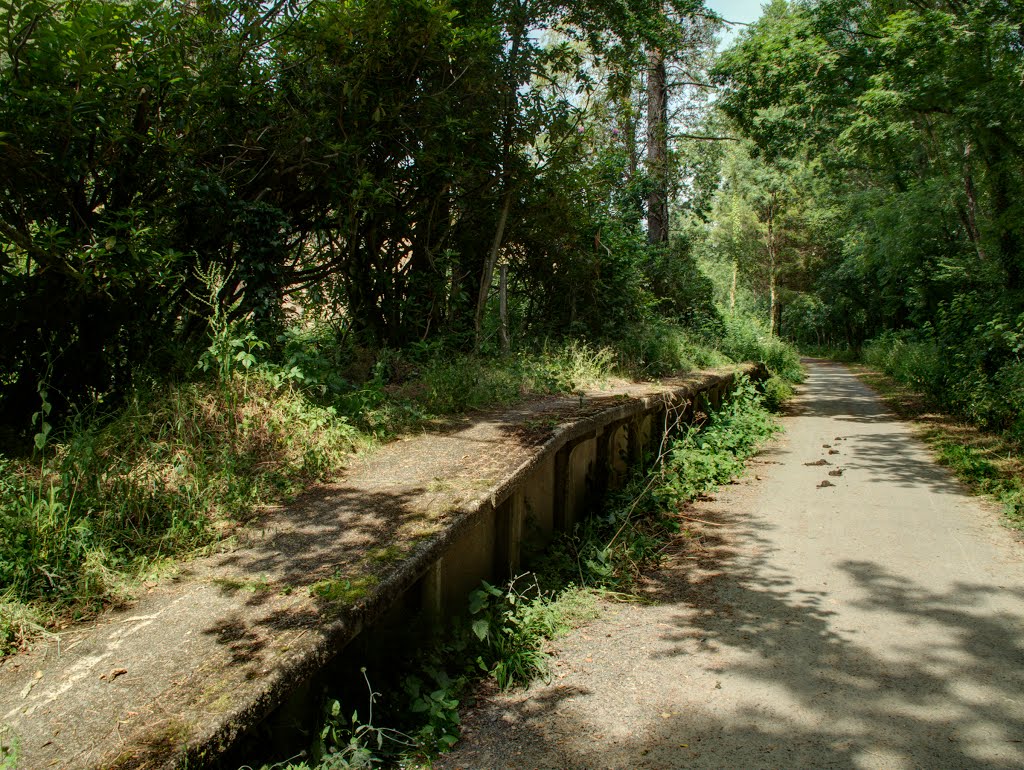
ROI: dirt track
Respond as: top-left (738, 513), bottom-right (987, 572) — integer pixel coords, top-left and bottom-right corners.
top-left (438, 360), bottom-right (1024, 769)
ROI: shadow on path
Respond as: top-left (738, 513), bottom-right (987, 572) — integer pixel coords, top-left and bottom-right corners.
top-left (440, 361), bottom-right (1024, 770)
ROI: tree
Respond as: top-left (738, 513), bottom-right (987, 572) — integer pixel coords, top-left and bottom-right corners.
top-left (712, 0), bottom-right (1024, 426)
top-left (707, 140), bottom-right (816, 335)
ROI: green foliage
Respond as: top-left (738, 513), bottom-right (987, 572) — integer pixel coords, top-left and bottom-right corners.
top-left (606, 314), bottom-right (802, 382)
top-left (0, 372), bottom-right (358, 637)
top-left (933, 442), bottom-right (1024, 528)
top-left (711, 0), bottom-right (1024, 444)
top-left (0, 0), bottom-right (724, 441)
top-left (654, 376), bottom-right (780, 506)
top-left (714, 315), bottom-right (804, 383)
top-left (760, 375), bottom-right (793, 413)
top-left (193, 267), bottom-right (269, 385)
top-left (611, 319), bottom-right (730, 378)
top-left (402, 667), bottom-right (462, 753)
top-left (322, 339), bottom-right (617, 437)
top-left (261, 670), bottom-right (418, 770)
top-left (0, 588), bottom-right (45, 656)
top-left (467, 577), bottom-right (564, 690)
top-left (863, 310), bottom-right (1024, 436)
top-left (411, 343), bottom-right (615, 415)
top-left (862, 332), bottom-right (944, 398)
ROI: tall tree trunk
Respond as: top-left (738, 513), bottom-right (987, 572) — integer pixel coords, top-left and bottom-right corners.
top-left (961, 142), bottom-right (987, 263)
top-left (499, 264), bottom-right (509, 353)
top-left (474, 189), bottom-right (513, 351)
top-left (764, 192), bottom-right (779, 336)
top-left (991, 163), bottom-right (1022, 291)
top-left (646, 48), bottom-right (669, 245)
top-left (474, 4), bottom-right (525, 350)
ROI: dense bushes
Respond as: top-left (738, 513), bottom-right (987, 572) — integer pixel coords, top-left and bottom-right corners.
top-left (864, 313), bottom-right (1024, 439)
top-left (0, 0), bottom-right (712, 439)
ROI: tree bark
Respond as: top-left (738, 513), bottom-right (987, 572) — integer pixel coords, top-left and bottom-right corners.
top-left (729, 259), bottom-right (738, 311)
top-left (499, 264), bottom-right (509, 353)
top-left (474, 3), bottom-right (524, 350)
top-left (961, 142), bottom-right (987, 263)
top-left (763, 191), bottom-right (779, 336)
top-left (646, 48), bottom-right (669, 245)
top-left (473, 189), bottom-right (513, 351)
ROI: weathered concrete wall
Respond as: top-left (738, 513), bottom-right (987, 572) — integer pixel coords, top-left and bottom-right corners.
top-left (409, 366), bottom-right (763, 624)
top-left (233, 364), bottom-right (767, 764)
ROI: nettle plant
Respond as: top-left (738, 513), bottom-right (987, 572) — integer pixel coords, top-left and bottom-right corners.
top-left (193, 266), bottom-right (268, 387)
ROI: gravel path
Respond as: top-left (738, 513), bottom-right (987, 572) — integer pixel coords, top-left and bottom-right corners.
top-left (438, 360), bottom-right (1024, 770)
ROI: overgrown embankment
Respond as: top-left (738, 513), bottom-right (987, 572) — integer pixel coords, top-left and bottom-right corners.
top-left (243, 375), bottom-right (783, 770)
top-left (0, 318), bottom-right (800, 656)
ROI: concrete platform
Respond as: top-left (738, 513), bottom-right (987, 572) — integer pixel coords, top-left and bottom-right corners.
top-left (0, 365), bottom-right (759, 769)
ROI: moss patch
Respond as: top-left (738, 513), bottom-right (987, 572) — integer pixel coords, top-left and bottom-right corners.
top-left (310, 574), bottom-right (380, 606)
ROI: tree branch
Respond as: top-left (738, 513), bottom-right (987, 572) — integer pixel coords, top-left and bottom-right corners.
top-left (672, 132), bottom-right (739, 142)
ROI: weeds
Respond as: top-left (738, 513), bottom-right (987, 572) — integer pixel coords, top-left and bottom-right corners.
top-left (0, 374), bottom-right (360, 648)
top-left (608, 314), bottom-right (803, 383)
top-left (0, 312), bottom-right (792, 655)
top-left (712, 314), bottom-right (804, 383)
top-left (467, 576), bottom-right (561, 690)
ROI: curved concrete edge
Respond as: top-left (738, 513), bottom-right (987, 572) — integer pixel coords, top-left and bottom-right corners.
top-left (4, 365), bottom-right (762, 770)
top-left (162, 363), bottom-right (765, 769)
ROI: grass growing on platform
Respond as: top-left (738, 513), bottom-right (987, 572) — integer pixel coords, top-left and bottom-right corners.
top-left (0, 375), bottom-right (361, 653)
top-left (0, 321), bottom-right (799, 656)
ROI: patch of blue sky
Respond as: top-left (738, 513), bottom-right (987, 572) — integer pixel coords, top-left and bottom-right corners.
top-left (703, 0), bottom-right (767, 49)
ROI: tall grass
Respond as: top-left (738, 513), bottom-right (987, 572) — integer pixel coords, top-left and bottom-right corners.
top-left (713, 314), bottom-right (805, 383)
top-left (382, 341), bottom-right (616, 415)
top-left (611, 319), bottom-right (731, 377)
top-left (0, 374), bottom-right (358, 652)
top-left (611, 314), bottom-right (803, 383)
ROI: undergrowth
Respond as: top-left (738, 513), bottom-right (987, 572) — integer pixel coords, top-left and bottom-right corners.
top-left (612, 314), bottom-right (803, 384)
top-left (260, 375), bottom-right (782, 769)
top-left (0, 316), bottom-right (799, 655)
top-left (0, 338), bottom-right (614, 654)
top-left (0, 375), bottom-right (359, 653)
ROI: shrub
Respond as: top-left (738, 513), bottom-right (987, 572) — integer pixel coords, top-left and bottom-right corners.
top-left (712, 314), bottom-right (804, 382)
top-left (612, 320), bottom-right (729, 378)
top-left (0, 372), bottom-right (359, 630)
top-left (761, 375), bottom-right (794, 412)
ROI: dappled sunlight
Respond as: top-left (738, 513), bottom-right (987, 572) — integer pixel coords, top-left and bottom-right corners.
top-left (438, 361), bottom-right (1024, 770)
